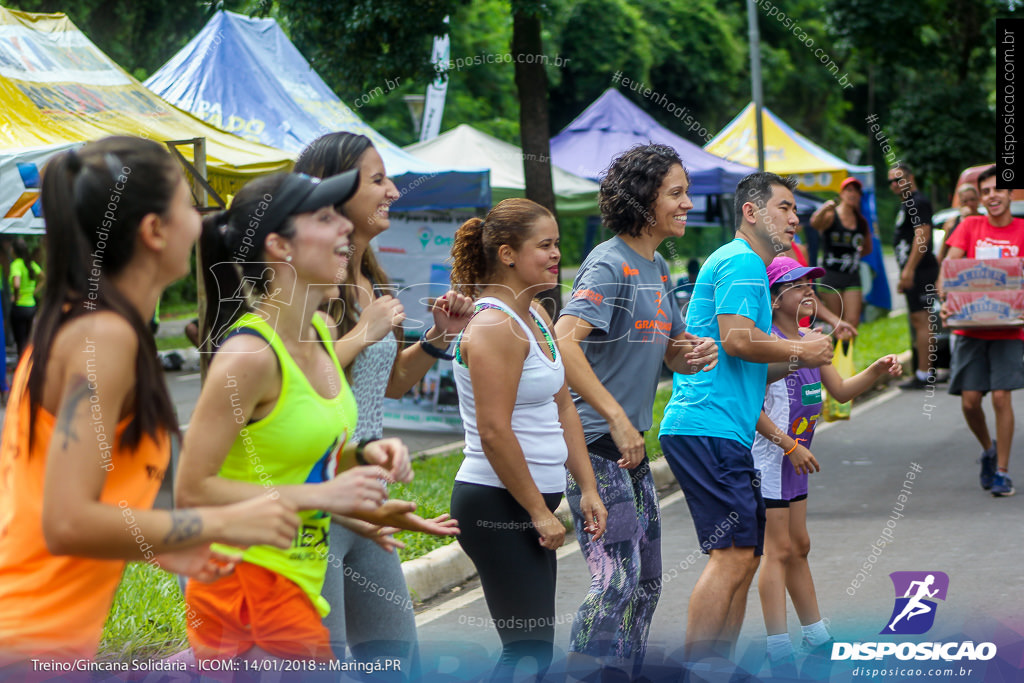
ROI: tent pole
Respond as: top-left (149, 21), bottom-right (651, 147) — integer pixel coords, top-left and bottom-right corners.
top-left (746, 0), bottom-right (765, 172)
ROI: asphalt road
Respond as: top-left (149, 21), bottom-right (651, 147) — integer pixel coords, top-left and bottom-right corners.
top-left (411, 386), bottom-right (1023, 682)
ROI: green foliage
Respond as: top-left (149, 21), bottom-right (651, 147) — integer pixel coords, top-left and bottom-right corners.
top-left (389, 451), bottom-right (464, 562)
top-left (280, 1), bottom-right (458, 97)
top-left (549, 0), bottom-right (655, 130)
top-left (635, 0), bottom-right (746, 135)
top-left (852, 313), bottom-right (910, 373)
top-left (890, 79), bottom-right (995, 198)
top-left (99, 563), bottom-right (188, 660)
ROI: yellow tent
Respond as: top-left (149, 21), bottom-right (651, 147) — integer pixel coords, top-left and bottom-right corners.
top-left (0, 7), bottom-right (293, 232)
top-left (704, 103), bottom-right (872, 194)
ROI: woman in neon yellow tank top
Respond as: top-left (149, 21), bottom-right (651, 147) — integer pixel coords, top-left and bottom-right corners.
top-left (176, 172), bottom-right (457, 663)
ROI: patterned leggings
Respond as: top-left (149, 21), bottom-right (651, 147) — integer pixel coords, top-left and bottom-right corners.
top-left (565, 438), bottom-right (662, 665)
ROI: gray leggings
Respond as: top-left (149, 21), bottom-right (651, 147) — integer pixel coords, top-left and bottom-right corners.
top-left (322, 523), bottom-right (418, 674)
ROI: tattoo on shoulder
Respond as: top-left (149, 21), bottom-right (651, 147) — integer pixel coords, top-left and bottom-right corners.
top-left (56, 375), bottom-right (94, 450)
top-left (164, 511), bottom-right (203, 544)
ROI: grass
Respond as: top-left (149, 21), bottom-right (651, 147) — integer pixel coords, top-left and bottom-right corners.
top-left (99, 451), bottom-right (465, 659)
top-left (852, 312), bottom-right (909, 372)
top-left (99, 563), bottom-right (189, 661)
top-left (391, 450), bottom-right (464, 562)
top-left (156, 334), bottom-right (191, 351)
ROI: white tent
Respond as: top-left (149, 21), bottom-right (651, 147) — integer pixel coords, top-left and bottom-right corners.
top-left (406, 124), bottom-right (599, 215)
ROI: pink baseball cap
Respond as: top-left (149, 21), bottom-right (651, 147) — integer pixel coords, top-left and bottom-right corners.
top-left (767, 256), bottom-right (825, 287)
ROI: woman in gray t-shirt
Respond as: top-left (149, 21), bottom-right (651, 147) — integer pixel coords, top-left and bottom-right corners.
top-left (554, 144), bottom-right (717, 674)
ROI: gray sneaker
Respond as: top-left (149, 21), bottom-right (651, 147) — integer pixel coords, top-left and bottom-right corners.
top-left (980, 442), bottom-right (997, 491)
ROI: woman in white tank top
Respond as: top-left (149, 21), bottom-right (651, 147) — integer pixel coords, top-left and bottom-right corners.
top-left (448, 198), bottom-right (608, 680)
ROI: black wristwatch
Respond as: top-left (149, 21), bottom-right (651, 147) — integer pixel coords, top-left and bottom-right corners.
top-left (419, 336), bottom-right (454, 361)
top-left (354, 438), bottom-right (375, 466)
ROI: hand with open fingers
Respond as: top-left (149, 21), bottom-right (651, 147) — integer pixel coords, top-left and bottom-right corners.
top-left (578, 492), bottom-right (608, 541)
top-left (360, 295), bottom-right (406, 342)
top-left (789, 443), bottom-right (820, 475)
top-left (337, 517), bottom-right (406, 553)
top-left (216, 495), bottom-right (300, 549)
top-left (385, 511), bottom-right (460, 537)
top-left (532, 511), bottom-right (565, 550)
top-left (431, 290), bottom-right (475, 338)
top-left (366, 525), bottom-right (405, 553)
top-left (609, 416), bottom-right (645, 469)
top-left (683, 332), bottom-right (718, 372)
top-left (349, 499), bottom-right (445, 531)
top-left (871, 354), bottom-right (903, 377)
top-left (324, 465), bottom-right (392, 516)
top-left (361, 438), bottom-right (413, 483)
top-left (155, 545), bottom-right (243, 583)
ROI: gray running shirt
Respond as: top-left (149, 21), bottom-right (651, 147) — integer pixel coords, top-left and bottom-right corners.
top-left (559, 236), bottom-right (685, 437)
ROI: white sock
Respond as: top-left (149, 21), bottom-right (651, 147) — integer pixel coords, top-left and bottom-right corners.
top-left (802, 619), bottom-right (831, 647)
top-left (916, 369), bottom-right (930, 381)
top-left (766, 633), bottom-right (794, 660)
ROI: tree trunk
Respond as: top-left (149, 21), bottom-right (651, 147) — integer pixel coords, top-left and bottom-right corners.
top-left (512, 8), bottom-right (561, 316)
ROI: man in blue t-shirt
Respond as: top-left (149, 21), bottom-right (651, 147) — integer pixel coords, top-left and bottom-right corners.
top-left (659, 172), bottom-right (834, 663)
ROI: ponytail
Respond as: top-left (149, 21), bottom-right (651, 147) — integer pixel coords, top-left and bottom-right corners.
top-left (198, 209), bottom-right (242, 354)
top-left (29, 137), bottom-right (181, 451)
top-left (451, 217), bottom-right (487, 297)
top-left (197, 173), bottom-right (296, 352)
top-left (450, 199), bottom-right (552, 297)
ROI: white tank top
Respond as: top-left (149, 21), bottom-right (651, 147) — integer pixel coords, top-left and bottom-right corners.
top-left (453, 297), bottom-right (568, 494)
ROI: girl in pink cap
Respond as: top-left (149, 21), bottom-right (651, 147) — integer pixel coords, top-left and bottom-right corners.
top-left (754, 255), bottom-right (901, 673)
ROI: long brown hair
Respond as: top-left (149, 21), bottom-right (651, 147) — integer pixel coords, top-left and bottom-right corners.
top-left (30, 136), bottom-right (180, 450)
top-left (294, 133), bottom-right (392, 339)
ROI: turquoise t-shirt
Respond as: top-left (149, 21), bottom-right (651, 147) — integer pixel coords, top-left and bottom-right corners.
top-left (659, 238), bottom-right (771, 447)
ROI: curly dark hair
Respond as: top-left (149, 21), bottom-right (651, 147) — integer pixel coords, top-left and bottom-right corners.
top-left (599, 144), bottom-right (686, 237)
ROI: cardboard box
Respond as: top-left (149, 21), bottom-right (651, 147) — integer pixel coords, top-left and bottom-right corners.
top-left (945, 290), bottom-right (1024, 328)
top-left (941, 258), bottom-right (1024, 291)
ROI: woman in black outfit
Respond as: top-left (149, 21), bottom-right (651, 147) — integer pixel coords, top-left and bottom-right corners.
top-left (809, 176), bottom-right (872, 331)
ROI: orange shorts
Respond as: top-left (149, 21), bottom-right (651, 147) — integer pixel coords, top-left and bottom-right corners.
top-left (186, 562), bottom-right (333, 661)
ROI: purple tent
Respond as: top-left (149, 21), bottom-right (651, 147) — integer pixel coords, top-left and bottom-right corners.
top-left (550, 88), bottom-right (756, 195)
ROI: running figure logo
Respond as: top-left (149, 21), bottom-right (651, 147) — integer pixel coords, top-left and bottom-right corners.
top-left (881, 571), bottom-right (949, 635)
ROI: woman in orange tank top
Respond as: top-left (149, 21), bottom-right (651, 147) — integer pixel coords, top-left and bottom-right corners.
top-left (0, 136), bottom-right (301, 662)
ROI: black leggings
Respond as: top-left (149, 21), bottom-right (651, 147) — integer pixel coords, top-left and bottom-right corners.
top-left (10, 306), bottom-right (34, 359)
top-left (450, 481), bottom-right (562, 680)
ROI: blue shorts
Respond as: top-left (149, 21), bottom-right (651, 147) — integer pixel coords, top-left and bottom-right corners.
top-left (660, 434), bottom-right (765, 556)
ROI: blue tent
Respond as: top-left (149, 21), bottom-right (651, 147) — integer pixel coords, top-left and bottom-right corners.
top-left (145, 10), bottom-right (488, 212)
top-left (550, 88), bottom-right (757, 195)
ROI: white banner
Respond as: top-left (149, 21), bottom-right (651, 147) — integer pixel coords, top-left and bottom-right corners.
top-left (0, 142), bottom-right (82, 234)
top-left (419, 16), bottom-right (449, 142)
top-left (374, 209), bottom-right (472, 434)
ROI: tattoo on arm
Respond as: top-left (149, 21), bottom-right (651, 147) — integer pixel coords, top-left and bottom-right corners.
top-left (164, 510), bottom-right (203, 545)
top-left (56, 375), bottom-right (93, 450)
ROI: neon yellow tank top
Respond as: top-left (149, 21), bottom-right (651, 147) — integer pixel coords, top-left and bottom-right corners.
top-left (216, 312), bottom-right (356, 616)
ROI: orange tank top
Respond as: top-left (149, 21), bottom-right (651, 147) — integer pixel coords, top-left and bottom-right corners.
top-left (0, 354), bottom-right (169, 660)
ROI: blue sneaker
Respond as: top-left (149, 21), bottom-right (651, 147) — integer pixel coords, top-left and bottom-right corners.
top-left (991, 472), bottom-right (1015, 497)
top-left (980, 442), bottom-right (997, 490)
